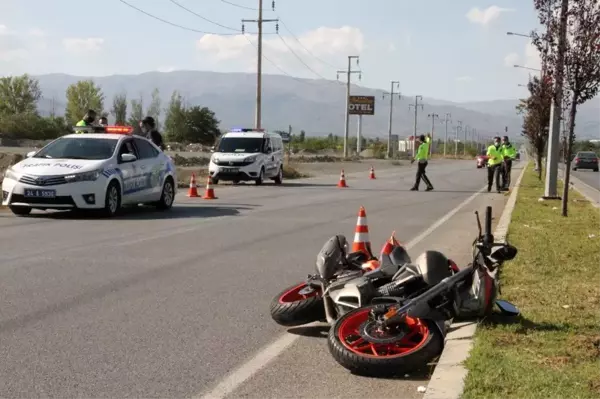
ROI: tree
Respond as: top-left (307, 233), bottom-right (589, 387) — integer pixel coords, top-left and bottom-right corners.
top-left (0, 74), bottom-right (42, 115)
top-left (128, 94), bottom-right (144, 127)
top-left (163, 90), bottom-right (187, 141)
top-left (299, 130), bottom-right (306, 142)
top-left (111, 93), bottom-right (128, 125)
top-left (146, 88), bottom-right (161, 129)
top-left (65, 79), bottom-right (104, 125)
top-left (535, 0), bottom-right (600, 216)
top-left (184, 106), bottom-right (221, 145)
top-left (516, 75), bottom-right (553, 180)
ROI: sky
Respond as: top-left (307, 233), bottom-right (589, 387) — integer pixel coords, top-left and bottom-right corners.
top-left (0, 0), bottom-right (545, 102)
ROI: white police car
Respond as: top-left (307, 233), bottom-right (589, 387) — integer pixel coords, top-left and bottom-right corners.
top-left (209, 128), bottom-right (284, 185)
top-left (2, 126), bottom-right (177, 217)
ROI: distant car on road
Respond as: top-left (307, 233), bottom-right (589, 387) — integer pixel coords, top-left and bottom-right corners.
top-left (1, 126), bottom-right (177, 217)
top-left (476, 150), bottom-right (489, 168)
top-left (573, 151), bottom-right (599, 172)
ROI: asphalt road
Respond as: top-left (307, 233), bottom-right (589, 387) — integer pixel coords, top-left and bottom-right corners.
top-left (571, 169), bottom-right (600, 190)
top-left (0, 160), bottom-right (511, 398)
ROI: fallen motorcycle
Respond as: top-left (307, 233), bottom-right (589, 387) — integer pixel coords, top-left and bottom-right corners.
top-left (270, 232), bottom-right (460, 327)
top-left (327, 206), bottom-right (519, 376)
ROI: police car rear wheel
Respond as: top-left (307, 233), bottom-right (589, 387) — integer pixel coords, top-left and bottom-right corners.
top-left (156, 177), bottom-right (175, 210)
top-left (103, 181), bottom-right (121, 217)
top-left (9, 206), bottom-right (32, 216)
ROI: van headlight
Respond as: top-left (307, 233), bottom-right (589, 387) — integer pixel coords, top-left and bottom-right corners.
top-left (4, 167), bottom-right (18, 181)
top-left (211, 156), bottom-right (221, 165)
top-left (64, 169), bottom-right (101, 183)
top-left (244, 156), bottom-right (257, 163)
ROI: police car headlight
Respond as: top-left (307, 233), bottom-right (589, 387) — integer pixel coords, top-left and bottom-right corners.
top-left (64, 169), bottom-right (101, 183)
top-left (4, 167), bottom-right (18, 181)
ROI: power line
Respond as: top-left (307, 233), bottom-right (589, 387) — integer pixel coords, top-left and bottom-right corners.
top-left (276, 18), bottom-right (342, 70)
top-left (276, 34), bottom-right (329, 80)
top-left (242, 34), bottom-right (314, 85)
top-left (119, 0), bottom-right (239, 35)
top-left (221, 0), bottom-right (269, 11)
top-left (168, 0), bottom-right (240, 32)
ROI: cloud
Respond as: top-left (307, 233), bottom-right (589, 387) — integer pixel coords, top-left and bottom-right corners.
top-left (157, 66), bottom-right (177, 73)
top-left (0, 24), bottom-right (29, 62)
top-left (388, 42), bottom-right (396, 52)
top-left (524, 41), bottom-right (541, 70)
top-left (196, 26), bottom-right (364, 76)
top-left (466, 6), bottom-right (514, 26)
top-left (504, 52), bottom-right (520, 67)
top-left (27, 28), bottom-right (46, 37)
top-left (455, 76), bottom-right (474, 82)
top-left (62, 37), bottom-right (104, 54)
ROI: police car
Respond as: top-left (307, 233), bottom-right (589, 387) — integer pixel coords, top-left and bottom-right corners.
top-left (208, 128), bottom-right (284, 185)
top-left (1, 126), bottom-right (177, 217)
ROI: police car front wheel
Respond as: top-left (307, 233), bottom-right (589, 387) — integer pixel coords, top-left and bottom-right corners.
top-left (103, 181), bottom-right (121, 217)
top-left (155, 177), bottom-right (175, 210)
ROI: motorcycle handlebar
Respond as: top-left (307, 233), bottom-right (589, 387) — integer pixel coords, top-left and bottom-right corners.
top-left (485, 206), bottom-right (492, 237)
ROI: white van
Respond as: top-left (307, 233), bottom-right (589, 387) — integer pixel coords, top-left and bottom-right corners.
top-left (208, 128), bottom-right (284, 185)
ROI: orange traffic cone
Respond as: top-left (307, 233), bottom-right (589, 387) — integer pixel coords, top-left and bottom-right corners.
top-left (203, 176), bottom-right (218, 199)
top-left (369, 165), bottom-right (376, 179)
top-left (337, 169), bottom-right (348, 188)
top-left (380, 231), bottom-right (401, 256)
top-left (187, 173), bottom-right (200, 198)
top-left (352, 206), bottom-right (373, 257)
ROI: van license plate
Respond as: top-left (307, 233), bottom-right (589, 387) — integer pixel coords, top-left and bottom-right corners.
top-left (24, 189), bottom-right (56, 198)
top-left (222, 168), bottom-right (239, 173)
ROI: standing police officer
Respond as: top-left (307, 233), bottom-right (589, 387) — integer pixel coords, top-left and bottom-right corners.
top-left (410, 134), bottom-right (434, 191)
top-left (487, 136), bottom-right (503, 193)
top-left (74, 109), bottom-right (97, 133)
top-left (500, 135), bottom-right (517, 190)
top-left (140, 116), bottom-right (165, 150)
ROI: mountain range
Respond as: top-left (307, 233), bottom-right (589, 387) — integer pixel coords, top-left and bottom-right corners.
top-left (33, 71), bottom-right (600, 140)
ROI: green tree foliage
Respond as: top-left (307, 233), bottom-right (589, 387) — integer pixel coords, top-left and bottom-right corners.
top-left (0, 113), bottom-right (67, 140)
top-left (0, 74), bottom-right (42, 115)
top-left (163, 91), bottom-right (220, 144)
top-left (111, 93), bottom-right (127, 125)
top-left (128, 95), bottom-right (144, 126)
top-left (64, 79), bottom-right (104, 125)
top-left (146, 88), bottom-right (161, 129)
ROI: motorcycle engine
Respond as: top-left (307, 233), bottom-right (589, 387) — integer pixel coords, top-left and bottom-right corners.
top-left (315, 235), bottom-right (348, 280)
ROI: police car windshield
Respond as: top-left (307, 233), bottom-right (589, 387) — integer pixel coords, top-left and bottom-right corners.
top-left (34, 137), bottom-right (118, 160)
top-left (217, 137), bottom-right (263, 153)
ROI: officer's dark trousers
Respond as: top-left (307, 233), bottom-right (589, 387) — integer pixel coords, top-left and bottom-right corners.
top-left (502, 159), bottom-right (513, 189)
top-left (487, 164), bottom-right (501, 191)
top-left (414, 161), bottom-right (433, 189)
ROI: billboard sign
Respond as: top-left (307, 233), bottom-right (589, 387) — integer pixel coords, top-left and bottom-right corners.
top-left (348, 95), bottom-right (375, 115)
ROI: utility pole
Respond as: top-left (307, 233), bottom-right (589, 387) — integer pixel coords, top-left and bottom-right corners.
top-left (427, 113), bottom-right (439, 155)
top-left (383, 81), bottom-right (401, 158)
top-left (443, 113), bottom-right (451, 157)
top-left (408, 95), bottom-right (424, 157)
top-left (337, 56), bottom-right (361, 159)
top-left (242, 0), bottom-right (278, 130)
top-left (357, 115), bottom-right (363, 154)
top-left (543, 0), bottom-right (569, 200)
top-left (463, 125), bottom-right (468, 156)
top-left (456, 120), bottom-right (463, 158)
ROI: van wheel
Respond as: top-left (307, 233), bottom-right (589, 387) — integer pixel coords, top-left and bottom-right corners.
top-left (211, 177), bottom-right (219, 185)
top-left (102, 180), bottom-right (121, 217)
top-left (255, 167), bottom-right (264, 185)
top-left (9, 206), bottom-right (32, 216)
top-left (273, 166), bottom-right (283, 185)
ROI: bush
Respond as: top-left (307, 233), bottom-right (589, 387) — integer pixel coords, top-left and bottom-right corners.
top-left (0, 113), bottom-right (68, 140)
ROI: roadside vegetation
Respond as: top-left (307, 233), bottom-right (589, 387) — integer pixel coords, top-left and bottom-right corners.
top-left (462, 162), bottom-right (600, 399)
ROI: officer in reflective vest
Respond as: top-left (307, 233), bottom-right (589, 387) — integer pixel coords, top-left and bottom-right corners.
top-left (410, 134), bottom-right (434, 191)
top-left (486, 136), bottom-right (503, 193)
top-left (501, 135), bottom-right (517, 190)
top-left (74, 109), bottom-right (97, 133)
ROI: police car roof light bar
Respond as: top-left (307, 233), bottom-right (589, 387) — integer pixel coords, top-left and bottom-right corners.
top-left (230, 128), bottom-right (265, 132)
top-left (105, 126), bottom-right (134, 134)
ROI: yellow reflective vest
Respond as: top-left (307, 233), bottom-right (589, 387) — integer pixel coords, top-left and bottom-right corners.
top-left (487, 144), bottom-right (503, 166)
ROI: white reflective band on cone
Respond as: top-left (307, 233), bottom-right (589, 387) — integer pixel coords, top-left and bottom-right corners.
top-left (353, 232), bottom-right (370, 242)
top-left (356, 216), bottom-right (368, 225)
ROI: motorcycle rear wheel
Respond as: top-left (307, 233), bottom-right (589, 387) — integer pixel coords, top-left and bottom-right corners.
top-left (327, 305), bottom-right (444, 376)
top-left (270, 282), bottom-right (325, 327)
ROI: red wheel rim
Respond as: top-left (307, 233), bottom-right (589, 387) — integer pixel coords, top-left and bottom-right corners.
top-left (278, 283), bottom-right (321, 303)
top-left (337, 308), bottom-right (429, 358)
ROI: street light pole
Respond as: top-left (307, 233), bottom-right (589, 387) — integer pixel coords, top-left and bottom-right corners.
top-left (443, 113), bottom-right (451, 157)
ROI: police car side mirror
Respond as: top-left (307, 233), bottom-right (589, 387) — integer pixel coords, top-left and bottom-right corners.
top-left (120, 153), bottom-right (137, 163)
top-left (26, 151), bottom-right (36, 158)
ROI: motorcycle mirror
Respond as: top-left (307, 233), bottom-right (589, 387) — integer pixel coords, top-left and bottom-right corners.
top-left (496, 300), bottom-right (520, 316)
top-left (490, 244), bottom-right (518, 262)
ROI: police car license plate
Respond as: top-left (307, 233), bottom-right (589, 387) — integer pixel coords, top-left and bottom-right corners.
top-left (24, 189), bottom-right (56, 198)
top-left (222, 167), bottom-right (239, 173)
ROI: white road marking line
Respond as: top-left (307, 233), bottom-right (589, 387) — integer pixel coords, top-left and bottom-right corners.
top-left (194, 185), bottom-right (486, 399)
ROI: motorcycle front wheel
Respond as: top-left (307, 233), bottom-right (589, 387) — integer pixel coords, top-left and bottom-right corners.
top-left (327, 305), bottom-right (444, 376)
top-left (270, 282), bottom-right (325, 327)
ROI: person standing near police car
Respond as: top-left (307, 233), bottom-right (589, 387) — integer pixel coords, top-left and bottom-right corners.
top-left (410, 134), bottom-right (434, 191)
top-left (140, 116), bottom-right (165, 150)
top-left (74, 109), bottom-right (97, 133)
top-left (486, 136), bottom-right (503, 193)
top-left (500, 135), bottom-right (517, 190)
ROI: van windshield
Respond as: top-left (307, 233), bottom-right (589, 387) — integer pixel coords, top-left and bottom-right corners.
top-left (217, 137), bottom-right (264, 153)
